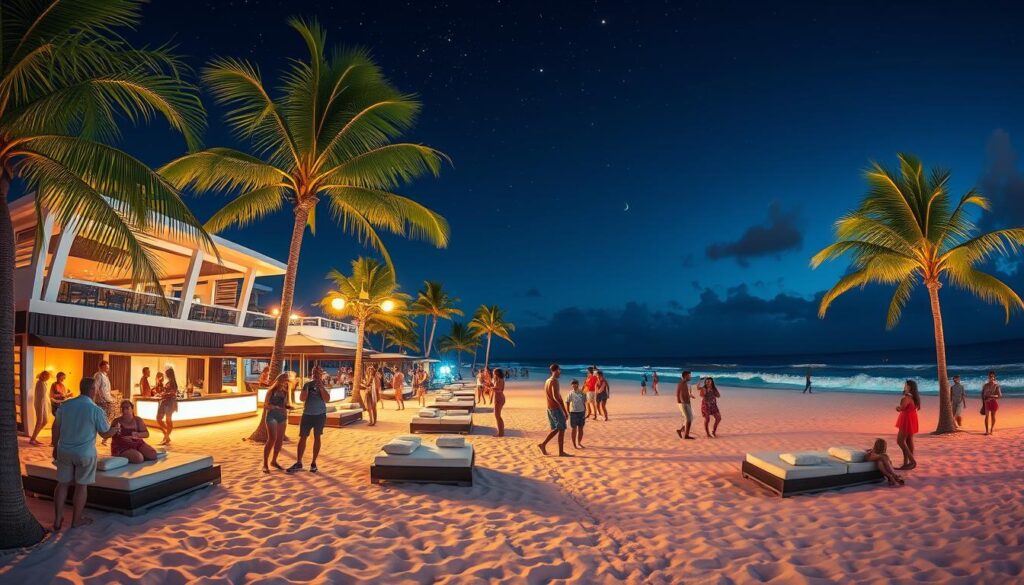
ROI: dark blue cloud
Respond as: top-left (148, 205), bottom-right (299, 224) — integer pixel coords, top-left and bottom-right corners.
top-left (706, 202), bottom-right (802, 267)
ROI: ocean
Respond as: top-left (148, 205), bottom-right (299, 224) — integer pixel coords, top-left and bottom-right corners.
top-left (492, 339), bottom-right (1024, 396)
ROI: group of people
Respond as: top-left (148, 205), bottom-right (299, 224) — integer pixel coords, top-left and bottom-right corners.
top-left (474, 367), bottom-right (508, 436)
top-left (950, 371), bottom-right (1003, 435)
top-left (675, 371), bottom-right (722, 439)
top-left (538, 364), bottom-right (612, 455)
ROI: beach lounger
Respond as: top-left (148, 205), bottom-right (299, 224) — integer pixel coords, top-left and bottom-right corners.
top-left (22, 452), bottom-right (221, 516)
top-left (325, 403), bottom-right (364, 427)
top-left (410, 410), bottom-right (473, 434)
top-left (451, 389), bottom-right (476, 399)
top-left (370, 435), bottom-right (474, 486)
top-left (742, 449), bottom-right (884, 497)
top-left (288, 404), bottom-right (341, 425)
top-left (430, 398), bottom-right (476, 413)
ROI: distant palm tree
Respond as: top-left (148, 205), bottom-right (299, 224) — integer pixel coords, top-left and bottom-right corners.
top-left (160, 19), bottom-right (449, 438)
top-left (0, 0), bottom-right (206, 549)
top-left (322, 258), bottom-right (409, 407)
top-left (411, 281), bottom-right (462, 357)
top-left (386, 325), bottom-right (420, 354)
top-left (438, 322), bottom-right (480, 370)
top-left (812, 153), bottom-right (1024, 434)
top-left (468, 305), bottom-right (515, 371)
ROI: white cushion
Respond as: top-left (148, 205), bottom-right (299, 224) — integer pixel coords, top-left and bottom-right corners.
top-left (419, 409), bottom-right (439, 418)
top-left (97, 456), bottom-right (129, 471)
top-left (324, 405), bottom-right (338, 414)
top-left (382, 439), bottom-right (418, 455)
top-left (844, 460), bottom-right (881, 474)
top-left (446, 409), bottom-right (470, 416)
top-left (27, 452), bottom-right (214, 491)
top-left (394, 435), bottom-right (422, 446)
top-left (746, 452), bottom-right (847, 480)
top-left (779, 452), bottom-right (824, 466)
top-left (374, 444), bottom-right (473, 468)
top-left (828, 446), bottom-right (867, 463)
top-left (437, 436), bottom-right (465, 448)
top-left (327, 408), bottom-right (362, 418)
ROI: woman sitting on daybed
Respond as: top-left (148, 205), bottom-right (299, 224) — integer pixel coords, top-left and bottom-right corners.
top-left (111, 400), bottom-right (159, 463)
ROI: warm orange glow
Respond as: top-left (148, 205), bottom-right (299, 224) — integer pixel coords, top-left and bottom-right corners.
top-left (380, 299), bottom-right (395, 313)
top-left (270, 308), bottom-right (280, 316)
top-left (331, 297), bottom-right (345, 311)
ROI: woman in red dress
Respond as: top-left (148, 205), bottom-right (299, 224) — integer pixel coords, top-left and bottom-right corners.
top-left (111, 400), bottom-right (159, 463)
top-left (894, 380), bottom-right (920, 470)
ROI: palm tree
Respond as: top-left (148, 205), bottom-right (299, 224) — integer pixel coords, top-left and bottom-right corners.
top-left (468, 305), bottom-right (515, 371)
top-left (812, 153), bottom-right (1024, 434)
top-left (322, 258), bottom-right (409, 407)
top-left (410, 281), bottom-right (462, 357)
top-left (0, 1), bottom-right (206, 549)
top-left (385, 325), bottom-right (420, 354)
top-left (160, 19), bottom-right (448, 440)
top-left (438, 322), bottom-right (480, 371)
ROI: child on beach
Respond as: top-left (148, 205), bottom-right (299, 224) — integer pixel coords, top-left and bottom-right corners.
top-left (566, 380), bottom-right (587, 449)
top-left (865, 438), bottom-right (905, 487)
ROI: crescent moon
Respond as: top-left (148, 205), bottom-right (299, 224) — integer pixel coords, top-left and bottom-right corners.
top-left (624, 202), bottom-right (630, 212)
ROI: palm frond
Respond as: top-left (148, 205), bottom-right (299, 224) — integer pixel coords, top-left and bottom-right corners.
top-left (321, 185), bottom-right (449, 248)
top-left (317, 143), bottom-right (446, 190)
top-left (203, 186), bottom-right (285, 233)
top-left (886, 276), bottom-right (916, 330)
top-left (945, 267), bottom-right (1024, 323)
top-left (159, 147), bottom-right (287, 194)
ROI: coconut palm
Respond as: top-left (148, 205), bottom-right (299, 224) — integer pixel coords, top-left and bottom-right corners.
top-left (812, 153), bottom-right (1024, 433)
top-left (159, 19), bottom-right (449, 438)
top-left (438, 322), bottom-right (480, 371)
top-left (0, 0), bottom-right (206, 549)
top-left (322, 258), bottom-right (409, 407)
top-left (410, 281), bottom-right (462, 357)
top-left (468, 305), bottom-right (515, 371)
top-left (385, 325), bottom-right (420, 354)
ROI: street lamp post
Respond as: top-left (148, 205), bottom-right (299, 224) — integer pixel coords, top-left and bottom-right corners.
top-left (324, 292), bottom-right (394, 409)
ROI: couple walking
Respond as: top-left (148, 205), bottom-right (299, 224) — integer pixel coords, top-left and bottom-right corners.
top-left (675, 371), bottom-right (722, 439)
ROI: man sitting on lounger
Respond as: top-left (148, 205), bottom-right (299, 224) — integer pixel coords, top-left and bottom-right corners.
top-left (52, 377), bottom-right (121, 530)
top-left (539, 363), bottom-right (571, 457)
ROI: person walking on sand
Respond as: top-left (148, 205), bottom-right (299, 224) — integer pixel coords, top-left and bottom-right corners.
top-left (803, 368), bottom-right (813, 394)
top-left (982, 370), bottom-right (1002, 435)
top-left (950, 375), bottom-right (967, 429)
top-left (566, 379), bottom-right (587, 449)
top-left (392, 367), bottom-right (406, 411)
top-left (538, 364), bottom-right (571, 457)
top-left (700, 377), bottom-right (722, 437)
top-left (287, 367), bottom-right (330, 473)
top-left (51, 378), bottom-right (120, 530)
top-left (640, 372), bottom-right (648, 396)
top-left (651, 371), bottom-right (660, 395)
top-left (583, 366), bottom-right (598, 420)
top-left (676, 371), bottom-right (697, 440)
top-left (491, 367), bottom-right (507, 437)
top-left (895, 380), bottom-right (920, 470)
top-left (595, 370), bottom-right (610, 421)
top-left (476, 367), bottom-right (488, 405)
top-left (29, 370), bottom-right (52, 446)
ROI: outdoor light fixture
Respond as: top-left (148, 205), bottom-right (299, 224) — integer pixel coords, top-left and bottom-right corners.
top-left (380, 299), bottom-right (395, 313)
top-left (270, 308), bottom-right (280, 316)
top-left (331, 297), bottom-right (345, 311)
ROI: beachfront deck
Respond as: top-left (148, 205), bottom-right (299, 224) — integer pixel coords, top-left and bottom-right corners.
top-left (7, 381), bottom-right (1023, 584)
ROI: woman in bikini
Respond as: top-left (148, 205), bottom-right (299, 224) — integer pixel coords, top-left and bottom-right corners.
top-left (700, 377), bottom-right (722, 437)
top-left (491, 368), bottom-right (507, 437)
top-left (361, 364), bottom-right (380, 426)
top-left (110, 400), bottom-right (159, 463)
top-left (263, 373), bottom-right (291, 472)
top-left (895, 379), bottom-right (920, 470)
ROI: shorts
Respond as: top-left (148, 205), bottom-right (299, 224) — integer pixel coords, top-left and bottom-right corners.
top-left (55, 449), bottom-right (98, 485)
top-left (596, 391), bottom-right (608, 402)
top-left (952, 401), bottom-right (963, 417)
top-left (157, 399), bottom-right (178, 418)
top-left (679, 402), bottom-right (693, 423)
top-left (299, 413), bottom-right (326, 437)
top-left (985, 399), bottom-right (999, 413)
top-left (569, 411), bottom-right (586, 428)
top-left (547, 408), bottom-right (567, 431)
top-left (585, 391), bottom-right (596, 402)
top-left (266, 410), bottom-right (287, 425)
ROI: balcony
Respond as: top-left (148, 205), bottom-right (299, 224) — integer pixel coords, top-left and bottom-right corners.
top-left (243, 311), bottom-right (277, 330)
top-left (188, 302), bottom-right (240, 325)
top-left (293, 316), bottom-right (356, 333)
top-left (56, 279), bottom-right (180, 317)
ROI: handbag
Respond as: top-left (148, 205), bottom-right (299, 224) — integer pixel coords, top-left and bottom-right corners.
top-left (980, 405), bottom-right (986, 415)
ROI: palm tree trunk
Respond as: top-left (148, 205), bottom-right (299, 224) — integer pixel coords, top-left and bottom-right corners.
top-left (426, 316), bottom-right (438, 357)
top-left (248, 205), bottom-right (310, 443)
top-left (927, 283), bottom-right (957, 434)
top-left (471, 346), bottom-right (479, 371)
top-left (0, 178), bottom-right (47, 548)
top-left (351, 319), bottom-right (366, 408)
top-left (484, 333), bottom-right (493, 370)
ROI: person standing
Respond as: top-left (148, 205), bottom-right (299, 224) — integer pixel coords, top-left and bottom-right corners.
top-left (700, 377), bottom-right (722, 438)
top-left (676, 371), bottom-right (696, 440)
top-left (288, 367), bottom-right (330, 473)
top-left (538, 364), bottom-right (571, 457)
top-left (157, 368), bottom-right (179, 445)
top-left (414, 367), bottom-right (428, 407)
top-left (491, 367), bottom-right (507, 437)
top-left (804, 368), bottom-right (813, 394)
top-left (475, 367), bottom-right (487, 405)
top-left (139, 367), bottom-right (153, 398)
top-left (29, 371), bottom-right (52, 446)
top-left (950, 375), bottom-right (966, 429)
top-left (981, 370), bottom-right (1002, 436)
top-left (49, 372), bottom-right (69, 426)
top-left (894, 380), bottom-right (920, 469)
top-left (651, 371), bottom-right (660, 396)
top-left (595, 370), bottom-right (610, 421)
top-left (262, 373), bottom-right (291, 472)
top-left (566, 379), bottom-right (587, 449)
top-left (640, 372), bottom-right (648, 396)
top-left (94, 360), bottom-right (116, 445)
top-left (51, 377), bottom-right (120, 530)
top-left (392, 367), bottom-right (406, 411)
top-left (361, 364), bottom-right (380, 426)
top-left (583, 366), bottom-right (598, 420)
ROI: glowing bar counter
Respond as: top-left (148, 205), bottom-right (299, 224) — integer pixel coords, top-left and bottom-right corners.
top-left (257, 385), bottom-right (349, 405)
top-left (135, 392), bottom-right (258, 427)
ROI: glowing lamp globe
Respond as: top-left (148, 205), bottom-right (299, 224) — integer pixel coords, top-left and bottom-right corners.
top-left (331, 297), bottom-right (345, 311)
top-left (380, 299), bottom-right (396, 313)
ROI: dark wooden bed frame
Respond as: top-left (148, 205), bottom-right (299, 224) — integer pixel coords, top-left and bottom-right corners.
top-left (741, 460), bottom-right (884, 497)
top-left (22, 465), bottom-right (222, 516)
top-left (409, 420), bottom-right (473, 434)
top-left (370, 452), bottom-right (474, 487)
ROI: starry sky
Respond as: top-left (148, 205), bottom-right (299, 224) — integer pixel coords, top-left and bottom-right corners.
top-left (120, 0), bottom-right (1024, 359)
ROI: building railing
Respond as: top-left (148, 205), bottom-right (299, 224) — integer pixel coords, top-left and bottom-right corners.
top-left (56, 279), bottom-right (180, 317)
top-left (244, 311), bottom-right (277, 330)
top-left (188, 302), bottom-right (239, 325)
top-left (293, 316), bottom-right (356, 333)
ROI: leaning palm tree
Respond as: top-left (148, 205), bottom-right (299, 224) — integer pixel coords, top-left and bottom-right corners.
top-left (322, 258), bottom-right (409, 407)
top-left (438, 322), bottom-right (480, 371)
top-left (812, 153), bottom-right (1024, 434)
top-left (160, 18), bottom-right (448, 441)
top-left (410, 281), bottom-right (462, 357)
top-left (468, 305), bottom-right (515, 371)
top-left (0, 0), bottom-right (206, 549)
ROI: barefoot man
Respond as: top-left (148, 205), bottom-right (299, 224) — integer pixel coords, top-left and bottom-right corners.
top-left (539, 363), bottom-right (571, 457)
top-left (676, 370), bottom-right (696, 439)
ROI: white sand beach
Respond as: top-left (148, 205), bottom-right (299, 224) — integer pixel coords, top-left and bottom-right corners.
top-left (5, 382), bottom-right (1023, 584)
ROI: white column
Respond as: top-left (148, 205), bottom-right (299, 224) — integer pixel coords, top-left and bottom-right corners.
top-left (235, 267), bottom-right (256, 326)
top-left (177, 249), bottom-right (204, 320)
top-left (29, 213), bottom-right (55, 300)
top-left (42, 220), bottom-right (78, 302)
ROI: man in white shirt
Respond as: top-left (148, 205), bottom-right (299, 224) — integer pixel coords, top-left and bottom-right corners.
top-left (52, 377), bottom-right (120, 530)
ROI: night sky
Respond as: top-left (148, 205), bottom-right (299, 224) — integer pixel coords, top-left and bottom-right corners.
top-left (118, 1), bottom-right (1024, 359)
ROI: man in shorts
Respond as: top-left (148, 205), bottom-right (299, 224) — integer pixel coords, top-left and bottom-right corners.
top-left (950, 375), bottom-right (966, 428)
top-left (676, 370), bottom-right (696, 439)
top-left (51, 377), bottom-right (120, 530)
top-left (288, 367), bottom-right (331, 473)
top-left (538, 363), bottom-right (571, 457)
top-left (583, 366), bottom-right (598, 420)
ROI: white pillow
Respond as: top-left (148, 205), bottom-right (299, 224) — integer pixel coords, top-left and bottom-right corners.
top-left (382, 439), bottom-right (418, 455)
top-left (436, 436), bottom-right (465, 448)
top-left (828, 446), bottom-right (866, 463)
top-left (395, 435), bottom-right (422, 446)
top-left (419, 409), bottom-right (439, 418)
top-left (779, 452), bottom-right (823, 466)
top-left (446, 409), bottom-right (470, 416)
top-left (97, 456), bottom-right (130, 470)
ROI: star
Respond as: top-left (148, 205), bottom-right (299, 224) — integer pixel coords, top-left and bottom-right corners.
top-left (601, 19), bottom-right (607, 25)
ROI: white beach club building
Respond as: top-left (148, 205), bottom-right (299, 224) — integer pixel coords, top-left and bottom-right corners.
top-left (9, 194), bottom-right (367, 433)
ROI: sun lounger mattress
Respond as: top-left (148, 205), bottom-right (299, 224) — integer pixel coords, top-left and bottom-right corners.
top-left (373, 445), bottom-right (473, 468)
top-left (25, 452), bottom-right (214, 491)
